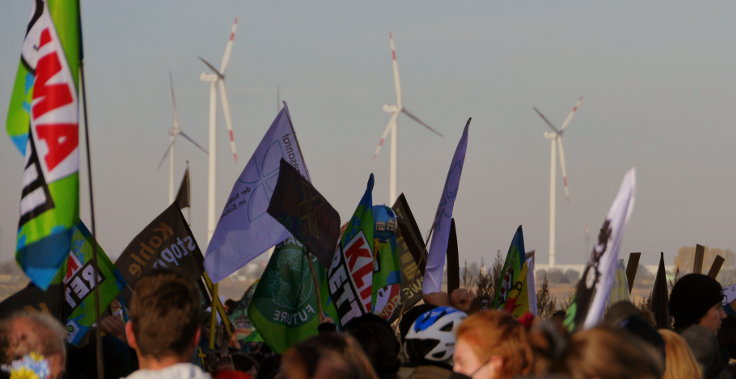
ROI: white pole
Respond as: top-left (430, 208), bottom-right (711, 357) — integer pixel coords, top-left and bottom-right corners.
top-left (207, 78), bottom-right (217, 242)
top-left (390, 118), bottom-right (398, 203)
top-left (548, 136), bottom-right (557, 268)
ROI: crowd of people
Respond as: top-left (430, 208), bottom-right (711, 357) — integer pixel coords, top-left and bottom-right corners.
top-left (1, 268), bottom-right (735, 379)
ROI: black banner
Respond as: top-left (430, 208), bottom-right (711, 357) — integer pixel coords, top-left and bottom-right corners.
top-left (267, 159), bottom-right (340, 268)
top-left (115, 203), bottom-right (205, 289)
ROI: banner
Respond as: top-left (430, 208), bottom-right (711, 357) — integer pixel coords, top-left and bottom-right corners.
top-left (649, 252), bottom-right (670, 329)
top-left (7, 0), bottom-right (81, 290)
top-left (607, 259), bottom-right (631, 305)
top-left (175, 166), bottom-right (191, 209)
top-left (391, 194), bottom-right (425, 319)
top-left (248, 238), bottom-right (335, 353)
top-left (116, 203), bottom-right (205, 288)
top-left (446, 219), bottom-right (460, 293)
top-left (424, 119), bottom-right (470, 294)
top-left (565, 168), bottom-right (636, 330)
top-left (62, 222), bottom-right (126, 345)
top-left (492, 226), bottom-right (527, 314)
top-left (392, 194), bottom-right (427, 272)
top-left (268, 159), bottom-right (340, 268)
top-left (371, 205), bottom-right (401, 320)
top-left (525, 253), bottom-right (538, 316)
top-left (327, 175), bottom-right (375, 326)
top-left (0, 222), bottom-right (126, 345)
top-left (206, 103), bottom-right (309, 282)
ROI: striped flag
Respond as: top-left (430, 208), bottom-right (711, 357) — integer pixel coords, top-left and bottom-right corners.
top-left (6, 0), bottom-right (81, 289)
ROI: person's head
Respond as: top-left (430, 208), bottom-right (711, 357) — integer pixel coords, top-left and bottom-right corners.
top-left (404, 306), bottom-right (466, 368)
top-left (343, 313), bottom-right (401, 377)
top-left (669, 273), bottom-right (725, 332)
top-left (561, 327), bottom-right (663, 379)
top-left (658, 329), bottom-right (702, 379)
top-left (0, 311), bottom-right (67, 379)
top-left (125, 268), bottom-right (201, 366)
top-left (453, 310), bottom-right (532, 379)
top-left (277, 332), bottom-right (377, 379)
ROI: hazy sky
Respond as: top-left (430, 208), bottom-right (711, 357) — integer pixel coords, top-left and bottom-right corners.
top-left (1, 2), bottom-right (735, 272)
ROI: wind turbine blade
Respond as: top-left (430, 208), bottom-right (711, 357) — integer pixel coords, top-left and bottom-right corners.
top-left (388, 32), bottom-right (402, 109)
top-left (219, 17), bottom-right (238, 74)
top-left (556, 136), bottom-right (570, 203)
top-left (169, 71), bottom-right (180, 130)
top-left (218, 80), bottom-right (238, 163)
top-left (373, 112), bottom-right (399, 160)
top-left (157, 138), bottom-right (176, 171)
top-left (533, 107), bottom-right (560, 133)
top-left (401, 108), bottom-right (443, 137)
top-left (559, 96), bottom-right (583, 131)
top-left (198, 57), bottom-right (224, 80)
top-left (179, 130), bottom-right (209, 155)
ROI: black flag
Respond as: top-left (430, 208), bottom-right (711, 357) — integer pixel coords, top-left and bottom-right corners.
top-left (175, 166), bottom-right (190, 209)
top-left (649, 252), bottom-right (670, 329)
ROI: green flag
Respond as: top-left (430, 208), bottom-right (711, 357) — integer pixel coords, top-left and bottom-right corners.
top-left (371, 205), bottom-right (401, 320)
top-left (248, 238), bottom-right (336, 353)
top-left (7, 0), bottom-right (82, 290)
top-left (62, 222), bottom-right (126, 345)
top-left (492, 226), bottom-right (526, 311)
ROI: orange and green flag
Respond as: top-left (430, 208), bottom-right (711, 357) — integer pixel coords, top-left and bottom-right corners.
top-left (7, 0), bottom-right (81, 289)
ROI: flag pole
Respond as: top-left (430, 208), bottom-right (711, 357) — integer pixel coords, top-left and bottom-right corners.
top-left (77, 1), bottom-right (104, 377)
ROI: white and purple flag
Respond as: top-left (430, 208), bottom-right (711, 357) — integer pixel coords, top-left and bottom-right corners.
top-left (423, 119), bottom-right (470, 294)
top-left (205, 103), bottom-right (309, 282)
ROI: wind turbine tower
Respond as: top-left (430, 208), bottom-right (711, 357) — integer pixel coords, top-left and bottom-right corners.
top-left (158, 72), bottom-right (208, 203)
top-left (373, 32), bottom-right (443, 203)
top-left (533, 97), bottom-right (582, 268)
top-left (199, 17), bottom-right (240, 242)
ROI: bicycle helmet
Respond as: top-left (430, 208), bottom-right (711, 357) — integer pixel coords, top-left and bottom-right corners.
top-left (404, 306), bottom-right (467, 364)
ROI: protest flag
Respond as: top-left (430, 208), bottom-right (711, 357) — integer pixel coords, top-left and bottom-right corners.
top-left (6, 0), bottom-right (81, 290)
top-left (625, 252), bottom-right (641, 293)
top-left (115, 203), bottom-right (205, 290)
top-left (327, 175), bottom-right (375, 326)
top-left (248, 238), bottom-right (336, 353)
top-left (564, 168), bottom-right (636, 331)
top-left (390, 195), bottom-right (425, 320)
top-left (371, 205), bottom-right (402, 320)
top-left (0, 222), bottom-right (125, 345)
top-left (62, 222), bottom-right (126, 345)
top-left (206, 103), bottom-right (309, 282)
top-left (424, 119), bottom-right (470, 294)
top-left (525, 252), bottom-right (538, 316)
top-left (607, 259), bottom-right (631, 305)
top-left (649, 252), bottom-right (671, 329)
top-left (268, 159), bottom-right (340, 268)
top-left (175, 165), bottom-right (191, 209)
top-left (446, 219), bottom-right (460, 293)
top-left (492, 226), bottom-right (526, 314)
top-left (392, 194), bottom-right (427, 272)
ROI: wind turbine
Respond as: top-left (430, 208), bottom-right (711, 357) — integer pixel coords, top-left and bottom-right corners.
top-left (198, 17), bottom-right (240, 241)
top-left (533, 96), bottom-right (582, 268)
top-left (373, 31), bottom-right (443, 203)
top-left (157, 71), bottom-right (208, 203)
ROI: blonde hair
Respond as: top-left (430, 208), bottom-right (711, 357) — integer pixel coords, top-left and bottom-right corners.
top-left (455, 310), bottom-right (532, 379)
top-left (658, 329), bottom-right (703, 379)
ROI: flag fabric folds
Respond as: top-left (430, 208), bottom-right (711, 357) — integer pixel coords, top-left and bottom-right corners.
top-left (115, 203), bottom-right (205, 289)
top-left (565, 168), bottom-right (636, 330)
top-left (492, 226), bottom-right (527, 315)
top-left (205, 103), bottom-right (309, 282)
top-left (7, 0), bottom-right (81, 290)
top-left (423, 119), bottom-right (470, 294)
top-left (63, 222), bottom-right (126, 345)
top-left (607, 259), bottom-right (631, 304)
top-left (371, 205), bottom-right (401, 320)
top-left (649, 252), bottom-right (670, 329)
top-left (175, 166), bottom-right (191, 209)
top-left (248, 238), bottom-right (334, 353)
top-left (327, 175), bottom-right (375, 326)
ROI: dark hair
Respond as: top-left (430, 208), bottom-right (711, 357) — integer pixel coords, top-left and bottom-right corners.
top-left (344, 313), bottom-right (401, 376)
top-left (669, 273), bottom-right (723, 329)
top-left (129, 269), bottom-right (200, 358)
